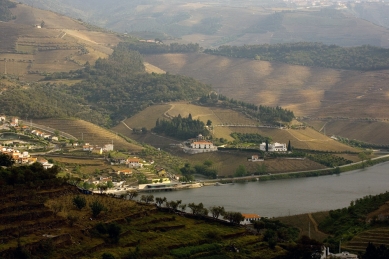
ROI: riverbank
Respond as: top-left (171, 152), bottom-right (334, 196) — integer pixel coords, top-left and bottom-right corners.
top-left (201, 154), bottom-right (389, 185)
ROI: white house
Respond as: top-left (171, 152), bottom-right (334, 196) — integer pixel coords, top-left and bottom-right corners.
top-left (320, 246), bottom-right (358, 259)
top-left (127, 157), bottom-right (143, 168)
top-left (240, 213), bottom-right (261, 225)
top-left (184, 140), bottom-right (218, 154)
top-left (103, 144), bottom-right (114, 152)
top-left (190, 141), bottom-right (214, 149)
top-left (259, 142), bottom-right (287, 152)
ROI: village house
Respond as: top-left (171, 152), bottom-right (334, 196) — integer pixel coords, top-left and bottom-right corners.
top-left (10, 117), bottom-right (18, 127)
top-left (240, 214), bottom-right (261, 225)
top-left (103, 144), bottom-right (114, 152)
top-left (259, 142), bottom-right (287, 152)
top-left (37, 158), bottom-right (54, 169)
top-left (92, 147), bottom-right (103, 155)
top-left (127, 157), bottom-right (143, 168)
top-left (116, 169), bottom-right (133, 175)
top-left (157, 168), bottom-right (167, 177)
top-left (83, 143), bottom-right (93, 151)
top-left (1, 148), bottom-right (33, 164)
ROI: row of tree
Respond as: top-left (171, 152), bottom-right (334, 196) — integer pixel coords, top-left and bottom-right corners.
top-left (230, 133), bottom-right (271, 144)
top-left (204, 42), bottom-right (389, 71)
top-left (123, 42), bottom-right (201, 54)
top-left (199, 93), bottom-right (295, 123)
top-left (153, 114), bottom-right (210, 140)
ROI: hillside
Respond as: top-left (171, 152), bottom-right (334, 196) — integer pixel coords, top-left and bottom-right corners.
top-left (115, 102), bottom-right (358, 152)
top-left (16, 0), bottom-right (389, 48)
top-left (144, 53), bottom-right (389, 119)
top-left (32, 118), bottom-right (143, 152)
top-left (303, 119), bottom-right (389, 147)
top-left (0, 3), bottom-right (121, 81)
top-left (0, 163), bottom-right (319, 259)
top-left (143, 53), bottom-right (389, 144)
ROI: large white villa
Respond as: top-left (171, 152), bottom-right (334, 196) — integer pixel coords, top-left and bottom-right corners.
top-left (259, 142), bottom-right (287, 152)
top-left (183, 140), bottom-right (218, 154)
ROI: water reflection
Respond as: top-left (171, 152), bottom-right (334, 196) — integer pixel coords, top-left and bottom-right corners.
top-left (154, 162), bottom-right (389, 217)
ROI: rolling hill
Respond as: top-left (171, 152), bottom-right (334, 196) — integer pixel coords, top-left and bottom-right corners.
top-left (0, 2), bottom-right (121, 81)
top-left (113, 102), bottom-right (359, 152)
top-left (16, 0), bottom-right (389, 48)
top-left (143, 53), bottom-right (389, 144)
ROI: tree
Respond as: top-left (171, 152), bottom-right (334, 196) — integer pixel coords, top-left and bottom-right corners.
top-left (102, 253), bottom-right (116, 259)
top-left (73, 195), bottom-right (86, 210)
top-left (0, 153), bottom-right (14, 167)
top-left (206, 120), bottom-right (212, 126)
top-left (107, 181), bottom-right (114, 189)
top-left (223, 211), bottom-right (244, 224)
top-left (98, 184), bottom-right (108, 194)
top-left (234, 165), bottom-right (247, 177)
top-left (179, 204), bottom-right (187, 212)
top-left (287, 140), bottom-right (291, 151)
top-left (359, 152), bottom-right (368, 167)
top-left (140, 194), bottom-right (154, 204)
top-left (155, 197), bottom-right (166, 207)
top-left (127, 190), bottom-right (138, 200)
top-left (106, 223), bottom-right (121, 244)
top-left (166, 200), bottom-right (182, 212)
top-left (188, 202), bottom-right (208, 216)
top-left (90, 200), bottom-right (105, 218)
top-left (265, 139), bottom-right (269, 152)
top-left (209, 206), bottom-right (225, 219)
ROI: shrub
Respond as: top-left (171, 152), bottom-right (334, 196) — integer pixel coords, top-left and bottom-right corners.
top-left (73, 195), bottom-right (86, 210)
top-left (90, 200), bottom-right (105, 218)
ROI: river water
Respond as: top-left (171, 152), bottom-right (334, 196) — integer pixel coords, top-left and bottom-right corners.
top-left (154, 162), bottom-right (389, 217)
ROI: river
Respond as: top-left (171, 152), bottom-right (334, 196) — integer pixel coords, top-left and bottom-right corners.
top-left (154, 162), bottom-right (389, 217)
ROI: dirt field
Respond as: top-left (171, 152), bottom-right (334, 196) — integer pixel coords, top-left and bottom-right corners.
top-left (305, 119), bottom-right (389, 146)
top-left (144, 53), bottom-right (389, 121)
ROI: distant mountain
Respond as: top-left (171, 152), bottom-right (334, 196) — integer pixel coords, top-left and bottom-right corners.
top-left (17, 0), bottom-right (389, 48)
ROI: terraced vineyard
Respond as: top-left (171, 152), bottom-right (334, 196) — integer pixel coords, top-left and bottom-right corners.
top-left (33, 118), bottom-right (143, 152)
top-left (0, 182), bottom-right (294, 259)
top-left (116, 102), bottom-right (359, 152)
top-left (343, 228), bottom-right (389, 253)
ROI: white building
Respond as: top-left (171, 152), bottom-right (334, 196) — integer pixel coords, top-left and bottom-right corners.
top-left (184, 140), bottom-right (218, 154)
top-left (103, 144), bottom-right (114, 152)
top-left (320, 247), bottom-right (358, 259)
top-left (240, 213), bottom-right (261, 225)
top-left (259, 142), bottom-right (287, 152)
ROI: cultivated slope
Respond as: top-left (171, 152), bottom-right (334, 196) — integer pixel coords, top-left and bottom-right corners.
top-left (0, 3), bottom-right (120, 81)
